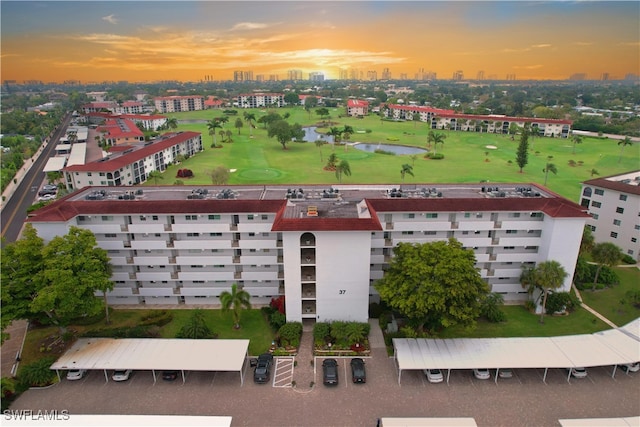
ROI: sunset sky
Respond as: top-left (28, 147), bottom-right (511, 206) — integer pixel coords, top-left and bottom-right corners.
top-left (1, 1), bottom-right (639, 83)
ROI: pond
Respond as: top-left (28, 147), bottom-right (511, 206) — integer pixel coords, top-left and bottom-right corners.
top-left (354, 143), bottom-right (427, 155)
top-left (302, 127), bottom-right (334, 143)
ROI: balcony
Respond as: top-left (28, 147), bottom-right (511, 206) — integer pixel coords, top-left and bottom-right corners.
top-left (230, 224), bottom-right (238, 231)
top-left (494, 221), bottom-right (502, 229)
top-left (385, 222), bottom-right (394, 230)
top-left (120, 224), bottom-right (128, 232)
top-left (164, 224), bottom-right (172, 232)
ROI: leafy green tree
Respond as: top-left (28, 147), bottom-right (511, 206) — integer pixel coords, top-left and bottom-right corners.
top-left (208, 166), bottom-right (230, 185)
top-left (515, 125), bottom-right (530, 173)
top-left (234, 117), bottom-right (243, 134)
top-left (147, 170), bottom-right (163, 185)
top-left (267, 119), bottom-right (303, 149)
top-left (400, 163), bottom-right (414, 185)
top-left (243, 112), bottom-right (256, 138)
top-left (1, 224), bottom-right (45, 332)
top-left (326, 152), bottom-right (338, 170)
top-left (375, 239), bottom-right (489, 332)
top-left (335, 159), bottom-right (351, 183)
top-left (617, 136), bottom-right (633, 164)
top-left (344, 322), bottom-right (367, 345)
top-left (542, 157), bottom-right (557, 186)
top-left (220, 283), bottom-right (251, 329)
top-left (571, 134), bottom-right (582, 154)
top-left (579, 226), bottom-right (595, 256)
top-left (278, 322), bottom-right (303, 347)
top-left (304, 96), bottom-right (318, 118)
top-left (328, 126), bottom-right (342, 150)
top-left (316, 107), bottom-right (330, 124)
top-left (590, 168), bottom-right (599, 177)
top-left (176, 309), bottom-right (214, 339)
top-left (591, 242), bottom-right (623, 290)
top-left (520, 260), bottom-right (567, 323)
top-left (31, 227), bottom-right (113, 332)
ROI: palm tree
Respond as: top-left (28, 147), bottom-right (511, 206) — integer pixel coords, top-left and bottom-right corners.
top-left (579, 225), bottom-right (595, 256)
top-left (165, 117), bottom-right (178, 131)
top-left (571, 134), bottom-right (582, 154)
top-left (234, 117), bottom-right (243, 135)
top-left (220, 283), bottom-right (251, 329)
top-left (429, 132), bottom-right (446, 154)
top-left (617, 136), bottom-right (632, 163)
top-left (589, 168), bottom-right (599, 177)
top-left (217, 115), bottom-right (229, 128)
top-left (409, 154), bottom-right (418, 167)
top-left (207, 118), bottom-right (222, 145)
top-left (335, 159), bottom-right (351, 183)
top-left (591, 242), bottom-right (622, 290)
top-left (147, 170), bottom-right (163, 185)
top-left (400, 163), bottom-right (414, 186)
top-left (315, 139), bottom-right (324, 162)
top-left (243, 112), bottom-right (256, 138)
top-left (328, 127), bottom-right (342, 151)
top-left (342, 125), bottom-right (354, 152)
top-left (542, 157), bottom-right (557, 186)
top-left (521, 261), bottom-right (567, 323)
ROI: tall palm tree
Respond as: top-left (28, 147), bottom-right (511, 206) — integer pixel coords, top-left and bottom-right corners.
top-left (542, 157), bottom-right (557, 186)
top-left (217, 115), bottom-right (229, 128)
top-left (521, 261), bottom-right (567, 324)
top-left (147, 170), bottom-right (163, 185)
top-left (571, 134), bottom-right (582, 154)
top-left (591, 243), bottom-right (622, 290)
top-left (219, 283), bottom-right (251, 329)
top-left (243, 112), bottom-right (256, 138)
top-left (617, 136), bottom-right (632, 163)
top-left (207, 118), bottom-right (222, 145)
top-left (234, 117), bottom-right (243, 135)
top-left (315, 139), bottom-right (324, 162)
top-left (335, 159), bottom-right (351, 183)
top-left (342, 125), bottom-right (354, 152)
top-left (328, 127), bottom-right (342, 151)
top-left (165, 117), bottom-right (178, 131)
top-left (400, 163), bottom-right (414, 186)
top-left (429, 132), bottom-right (446, 154)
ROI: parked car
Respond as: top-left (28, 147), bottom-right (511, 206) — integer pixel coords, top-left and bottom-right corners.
top-left (498, 368), bottom-right (513, 379)
top-left (66, 369), bottom-right (87, 381)
top-left (112, 369), bottom-right (133, 382)
top-left (162, 370), bottom-right (179, 381)
top-left (568, 367), bottom-right (588, 378)
top-left (38, 194), bottom-right (56, 201)
top-left (620, 362), bottom-right (639, 373)
top-left (423, 369), bottom-right (444, 383)
top-left (473, 368), bottom-right (491, 380)
top-left (350, 358), bottom-right (366, 384)
top-left (322, 359), bottom-right (339, 386)
top-left (253, 353), bottom-right (274, 384)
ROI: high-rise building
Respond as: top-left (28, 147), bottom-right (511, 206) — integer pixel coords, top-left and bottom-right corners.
top-left (339, 69), bottom-right (348, 80)
top-left (601, 73), bottom-right (610, 81)
top-left (569, 73), bottom-right (587, 81)
top-left (381, 68), bottom-right (391, 80)
top-left (452, 70), bottom-right (464, 81)
top-left (233, 71), bottom-right (244, 82)
top-left (366, 70), bottom-right (378, 81)
top-left (476, 70), bottom-right (485, 81)
top-left (309, 72), bottom-right (325, 82)
top-left (287, 69), bottom-right (303, 80)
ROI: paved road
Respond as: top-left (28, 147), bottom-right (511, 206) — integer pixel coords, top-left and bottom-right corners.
top-left (9, 333), bottom-right (639, 426)
top-left (1, 113), bottom-right (71, 244)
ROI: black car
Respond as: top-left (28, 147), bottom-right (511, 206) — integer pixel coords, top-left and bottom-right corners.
top-left (162, 370), bottom-right (179, 381)
top-left (322, 358), bottom-right (339, 386)
top-left (350, 358), bottom-right (366, 384)
top-left (253, 353), bottom-right (274, 384)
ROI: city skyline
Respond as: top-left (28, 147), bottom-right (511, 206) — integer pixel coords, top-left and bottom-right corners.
top-left (1, 1), bottom-right (639, 83)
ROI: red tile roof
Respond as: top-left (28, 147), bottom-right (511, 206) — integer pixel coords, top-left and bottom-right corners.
top-left (97, 118), bottom-right (144, 140)
top-left (582, 171), bottom-right (640, 196)
top-left (433, 112), bottom-right (572, 125)
top-left (63, 131), bottom-right (200, 173)
top-left (386, 104), bottom-right (454, 114)
top-left (347, 99), bottom-right (369, 108)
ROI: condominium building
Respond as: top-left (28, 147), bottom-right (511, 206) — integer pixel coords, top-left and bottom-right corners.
top-left (346, 99), bottom-right (369, 117)
top-left (28, 183), bottom-right (588, 323)
top-left (580, 171), bottom-right (640, 260)
top-left (62, 132), bottom-right (203, 190)
top-left (96, 118), bottom-right (145, 146)
top-left (154, 96), bottom-right (205, 113)
top-left (236, 93), bottom-right (284, 108)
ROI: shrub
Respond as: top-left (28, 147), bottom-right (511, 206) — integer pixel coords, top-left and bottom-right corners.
top-left (625, 290), bottom-right (640, 308)
top-left (545, 292), bottom-right (580, 314)
top-left (386, 137), bottom-right (399, 141)
top-left (83, 326), bottom-right (153, 338)
top-left (313, 322), bottom-right (331, 344)
top-left (374, 149), bottom-right (395, 155)
top-left (18, 356), bottom-right (57, 387)
top-left (269, 311), bottom-right (286, 331)
top-left (278, 322), bottom-right (303, 347)
top-left (426, 152), bottom-right (444, 160)
top-left (480, 293), bottom-right (507, 323)
top-left (140, 311), bottom-right (173, 327)
top-left (621, 254), bottom-right (636, 265)
top-left (329, 321), bottom-right (349, 346)
top-left (270, 296), bottom-right (285, 314)
top-left (176, 169), bottom-right (194, 178)
top-left (365, 129), bottom-right (372, 133)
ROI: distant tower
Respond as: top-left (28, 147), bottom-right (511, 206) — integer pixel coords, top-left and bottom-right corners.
top-left (381, 68), bottom-right (391, 80)
top-left (476, 70), bottom-right (485, 81)
top-left (601, 73), bottom-right (609, 81)
top-left (233, 71), bottom-right (244, 82)
top-left (452, 70), bottom-right (464, 81)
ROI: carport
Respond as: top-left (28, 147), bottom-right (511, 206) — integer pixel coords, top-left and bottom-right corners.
top-left (393, 326), bottom-right (639, 385)
top-left (50, 338), bottom-right (250, 385)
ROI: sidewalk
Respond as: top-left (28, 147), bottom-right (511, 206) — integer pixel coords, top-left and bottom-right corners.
top-left (572, 284), bottom-right (618, 328)
top-left (0, 320), bottom-right (29, 378)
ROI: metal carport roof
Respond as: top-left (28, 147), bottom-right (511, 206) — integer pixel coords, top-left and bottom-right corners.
top-left (51, 338), bottom-right (250, 385)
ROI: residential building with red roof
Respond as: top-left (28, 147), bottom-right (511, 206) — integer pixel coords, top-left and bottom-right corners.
top-left (27, 182), bottom-right (588, 321)
top-left (85, 113), bottom-right (167, 131)
top-left (114, 101), bottom-right (144, 115)
top-left (347, 99), bottom-right (369, 117)
top-left (97, 117), bottom-right (145, 146)
top-left (204, 96), bottom-right (225, 109)
top-left (581, 170), bottom-right (640, 260)
top-left (154, 95), bottom-right (205, 113)
top-left (61, 131), bottom-right (202, 190)
top-left (82, 101), bottom-right (119, 114)
top-left (236, 93), bottom-right (284, 108)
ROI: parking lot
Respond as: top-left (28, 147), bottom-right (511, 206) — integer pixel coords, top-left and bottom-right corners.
top-left (10, 345), bottom-right (640, 427)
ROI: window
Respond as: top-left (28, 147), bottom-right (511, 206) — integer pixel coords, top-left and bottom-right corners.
top-left (101, 216), bottom-right (114, 221)
top-left (261, 215), bottom-right (268, 220)
top-left (208, 215), bottom-right (221, 220)
top-left (99, 172), bottom-right (106, 177)
top-left (631, 238), bottom-right (637, 243)
top-left (628, 250), bottom-right (635, 256)
top-left (152, 215), bottom-right (159, 221)
top-left (610, 232), bottom-right (618, 238)
top-left (425, 213), bottom-right (438, 219)
top-left (403, 213), bottom-right (415, 219)
top-left (635, 225), bottom-right (640, 231)
top-left (504, 246), bottom-right (515, 250)
top-left (139, 215), bottom-right (147, 221)
top-left (591, 213), bottom-right (599, 220)
top-left (104, 233), bottom-right (117, 238)
top-left (616, 207), bottom-right (624, 214)
top-left (190, 265), bottom-right (204, 268)
top-left (248, 232), bottom-right (256, 237)
top-left (461, 231), bottom-right (469, 235)
top-left (591, 201), bottom-right (602, 208)
top-left (186, 232), bottom-right (200, 237)
top-left (185, 215), bottom-right (197, 221)
top-left (510, 213), bottom-right (521, 218)
top-left (423, 231), bottom-right (437, 235)
top-left (619, 194), bottom-right (627, 201)
top-left (590, 225), bottom-right (596, 232)
top-left (594, 189), bottom-right (604, 196)
top-left (582, 187), bottom-right (592, 197)
top-left (247, 214), bottom-right (254, 220)
top-left (530, 212), bottom-right (543, 218)
top-left (401, 231), bottom-right (414, 235)
top-left (464, 213), bottom-right (471, 218)
top-left (210, 232), bottom-right (222, 237)
top-left (506, 230), bottom-right (517, 234)
top-left (613, 219), bottom-right (621, 226)
top-left (87, 172), bottom-right (92, 177)
top-left (475, 213), bottom-right (483, 218)
top-left (88, 181), bottom-right (93, 185)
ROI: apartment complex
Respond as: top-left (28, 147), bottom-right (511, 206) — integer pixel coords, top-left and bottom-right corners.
top-left (236, 93), bottom-right (284, 109)
top-left (346, 99), bottom-right (370, 117)
top-left (581, 171), bottom-right (640, 260)
top-left (62, 132), bottom-right (203, 190)
top-left (28, 183), bottom-right (588, 323)
top-left (96, 117), bottom-right (145, 146)
top-left (154, 95), bottom-right (205, 113)
top-left (384, 104), bottom-right (573, 137)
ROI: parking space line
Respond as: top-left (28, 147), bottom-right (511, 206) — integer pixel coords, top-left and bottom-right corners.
top-left (273, 357), bottom-right (294, 388)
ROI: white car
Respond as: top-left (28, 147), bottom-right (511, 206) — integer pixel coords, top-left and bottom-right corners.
top-left (473, 368), bottom-right (491, 380)
top-left (66, 369), bottom-right (87, 381)
top-left (620, 362), bottom-right (639, 373)
top-left (112, 369), bottom-right (133, 382)
top-left (498, 368), bottom-right (513, 379)
top-left (423, 369), bottom-right (444, 383)
top-left (568, 367), bottom-right (587, 378)
top-left (38, 194), bottom-right (56, 201)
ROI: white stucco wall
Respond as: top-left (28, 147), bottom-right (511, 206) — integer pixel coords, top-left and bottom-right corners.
top-left (538, 216), bottom-right (586, 291)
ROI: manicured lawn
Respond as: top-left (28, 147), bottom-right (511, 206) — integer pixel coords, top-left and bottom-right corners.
top-left (438, 305), bottom-right (610, 338)
top-left (579, 267), bottom-right (640, 327)
top-left (156, 107), bottom-right (639, 202)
